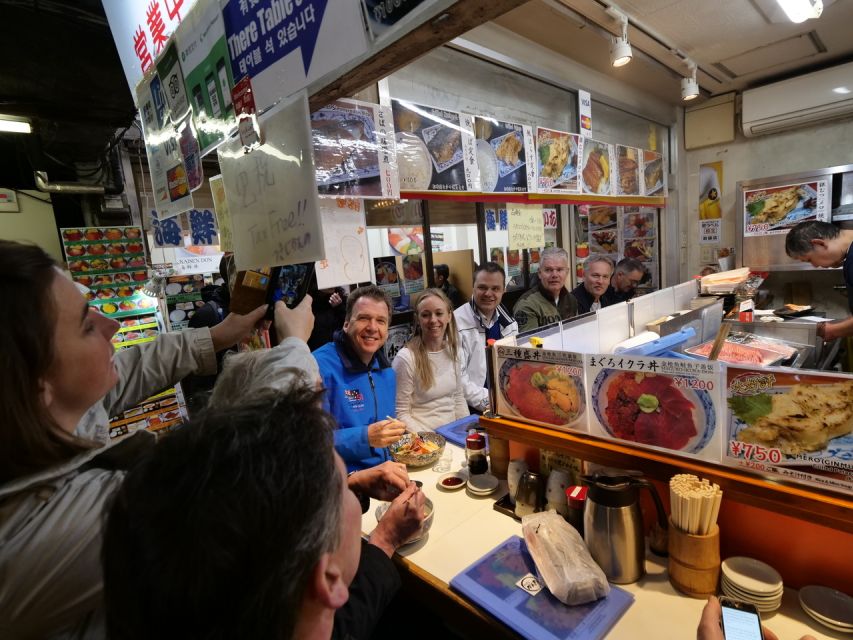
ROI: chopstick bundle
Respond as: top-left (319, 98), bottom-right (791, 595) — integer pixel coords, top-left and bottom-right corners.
top-left (669, 474), bottom-right (723, 535)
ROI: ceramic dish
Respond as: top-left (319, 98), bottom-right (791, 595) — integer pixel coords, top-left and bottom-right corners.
top-left (799, 585), bottom-right (853, 628)
top-left (467, 473), bottom-right (499, 495)
top-left (721, 557), bottom-right (783, 595)
top-left (437, 472), bottom-right (467, 491)
top-left (375, 496), bottom-right (434, 545)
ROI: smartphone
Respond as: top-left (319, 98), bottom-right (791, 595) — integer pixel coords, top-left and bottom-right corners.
top-left (265, 263), bottom-right (315, 319)
top-left (720, 597), bottom-right (764, 640)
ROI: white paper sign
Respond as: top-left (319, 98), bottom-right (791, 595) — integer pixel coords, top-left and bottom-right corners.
top-left (579, 89), bottom-right (592, 139)
top-left (699, 219), bottom-right (721, 244)
top-left (218, 90), bottom-right (324, 270)
top-left (315, 198), bottom-right (371, 288)
top-left (508, 204), bottom-right (545, 250)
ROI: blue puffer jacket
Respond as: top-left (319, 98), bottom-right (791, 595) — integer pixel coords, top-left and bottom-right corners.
top-left (313, 330), bottom-right (395, 471)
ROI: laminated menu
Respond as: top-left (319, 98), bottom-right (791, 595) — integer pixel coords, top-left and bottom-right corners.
top-left (495, 345), bottom-right (587, 432)
top-left (641, 150), bottom-right (665, 196)
top-left (474, 117), bottom-right (536, 194)
top-left (585, 354), bottom-right (724, 462)
top-left (450, 536), bottom-right (633, 640)
top-left (580, 139), bottom-right (615, 196)
top-left (615, 145), bottom-right (641, 196)
top-left (391, 99), bottom-right (478, 192)
top-left (726, 366), bottom-right (853, 492)
top-left (742, 179), bottom-right (829, 237)
top-left (535, 128), bottom-right (581, 194)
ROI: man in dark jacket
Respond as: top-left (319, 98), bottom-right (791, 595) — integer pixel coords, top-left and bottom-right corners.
top-left (606, 257), bottom-right (646, 304)
top-left (571, 254), bottom-right (615, 314)
top-left (434, 263), bottom-right (464, 308)
top-left (512, 247), bottom-right (578, 331)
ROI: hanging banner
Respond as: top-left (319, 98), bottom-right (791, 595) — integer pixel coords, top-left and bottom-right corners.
top-left (218, 90), bottom-right (323, 270)
top-left (508, 204), bottom-right (545, 250)
top-left (174, 0), bottom-right (236, 155)
top-left (188, 209), bottom-right (218, 246)
top-left (136, 72), bottom-right (194, 219)
top-left (315, 198), bottom-right (371, 288)
top-left (150, 209), bottom-right (183, 248)
top-left (743, 179), bottom-right (829, 238)
top-left (155, 41), bottom-right (191, 123)
top-left (543, 207), bottom-right (558, 230)
top-left (221, 0), bottom-right (369, 114)
top-left (209, 175), bottom-right (233, 251)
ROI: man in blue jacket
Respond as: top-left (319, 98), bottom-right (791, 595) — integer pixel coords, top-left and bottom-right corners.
top-left (313, 285), bottom-right (406, 470)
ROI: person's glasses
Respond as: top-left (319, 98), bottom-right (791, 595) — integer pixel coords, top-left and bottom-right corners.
top-left (629, 278), bottom-right (642, 286)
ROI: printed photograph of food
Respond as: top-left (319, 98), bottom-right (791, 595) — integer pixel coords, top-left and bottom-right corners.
top-left (536, 128), bottom-right (580, 192)
top-left (402, 255), bottom-right (425, 293)
top-left (500, 361), bottom-right (585, 427)
top-left (581, 140), bottom-right (612, 195)
top-left (590, 230), bottom-right (617, 254)
top-left (388, 227), bottom-right (424, 255)
top-left (476, 117), bottom-right (531, 193)
top-left (587, 206), bottom-right (618, 230)
top-left (623, 209), bottom-right (655, 238)
top-left (311, 99), bottom-right (381, 197)
top-left (616, 146), bottom-right (640, 195)
top-left (391, 99), bottom-right (474, 192)
top-left (623, 238), bottom-right (656, 261)
top-left (490, 247), bottom-right (506, 270)
top-left (373, 258), bottom-right (401, 296)
top-left (743, 182), bottom-right (822, 236)
top-left (593, 370), bottom-right (715, 452)
top-left (643, 151), bottom-right (664, 196)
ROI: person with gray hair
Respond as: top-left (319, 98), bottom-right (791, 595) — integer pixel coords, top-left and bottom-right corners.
top-left (785, 220), bottom-right (853, 341)
top-left (571, 254), bottom-right (615, 314)
top-left (512, 246), bottom-right (578, 331)
top-left (606, 257), bottom-right (646, 304)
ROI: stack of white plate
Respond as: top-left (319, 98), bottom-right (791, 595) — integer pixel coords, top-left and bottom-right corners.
top-left (720, 557), bottom-right (784, 613)
top-left (799, 585), bottom-right (853, 634)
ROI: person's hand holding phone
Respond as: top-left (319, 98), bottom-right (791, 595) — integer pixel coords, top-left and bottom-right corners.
top-left (368, 417), bottom-right (406, 448)
top-left (698, 596), bottom-right (816, 640)
top-left (273, 296), bottom-right (314, 343)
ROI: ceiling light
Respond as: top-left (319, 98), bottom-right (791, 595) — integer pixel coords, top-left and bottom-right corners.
top-left (0, 114), bottom-right (32, 134)
top-left (682, 62), bottom-right (700, 101)
top-left (606, 8), bottom-right (632, 67)
top-left (775, 0), bottom-right (823, 23)
top-left (833, 86), bottom-right (851, 94)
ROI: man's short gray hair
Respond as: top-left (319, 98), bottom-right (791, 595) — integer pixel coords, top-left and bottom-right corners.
top-left (207, 339), bottom-right (320, 410)
top-left (583, 254), bottom-right (614, 271)
top-left (540, 246), bottom-right (569, 264)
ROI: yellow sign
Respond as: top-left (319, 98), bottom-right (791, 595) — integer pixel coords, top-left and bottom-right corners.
top-left (508, 204), bottom-right (545, 250)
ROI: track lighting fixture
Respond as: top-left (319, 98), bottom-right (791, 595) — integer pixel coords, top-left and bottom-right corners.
top-left (681, 62), bottom-right (699, 101)
top-left (607, 9), bottom-right (632, 68)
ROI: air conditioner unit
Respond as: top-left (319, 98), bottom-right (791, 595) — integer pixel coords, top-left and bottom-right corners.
top-left (741, 61), bottom-right (853, 137)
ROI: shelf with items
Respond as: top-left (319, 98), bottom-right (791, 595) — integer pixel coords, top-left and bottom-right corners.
top-left (480, 415), bottom-right (853, 534)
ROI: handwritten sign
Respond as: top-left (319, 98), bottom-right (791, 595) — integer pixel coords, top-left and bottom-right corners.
top-left (217, 90), bottom-right (323, 270)
top-left (209, 175), bottom-right (233, 251)
top-left (508, 204), bottom-right (545, 249)
top-left (315, 198), bottom-right (371, 288)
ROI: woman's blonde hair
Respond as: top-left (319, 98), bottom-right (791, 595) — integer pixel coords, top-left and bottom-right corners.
top-left (406, 288), bottom-right (459, 389)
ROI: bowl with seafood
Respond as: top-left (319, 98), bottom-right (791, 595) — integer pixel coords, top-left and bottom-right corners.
top-left (389, 431), bottom-right (446, 467)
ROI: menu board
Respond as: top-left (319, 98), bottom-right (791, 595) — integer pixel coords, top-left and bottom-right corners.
top-left (373, 255), bottom-right (401, 297)
top-left (742, 179), bottom-right (829, 237)
top-left (615, 145), bottom-right (641, 196)
top-left (580, 139), bottom-right (615, 196)
top-left (475, 117), bottom-right (536, 193)
top-left (641, 150), bottom-right (665, 197)
top-left (585, 355), bottom-right (724, 462)
top-left (164, 273), bottom-right (213, 331)
top-left (587, 206), bottom-right (618, 260)
top-left (311, 98), bottom-right (399, 199)
top-left (725, 365), bottom-right (853, 492)
top-left (620, 207), bottom-right (658, 291)
top-left (495, 345), bottom-right (588, 432)
top-left (391, 99), bottom-right (478, 192)
top-left (535, 127), bottom-right (581, 194)
top-left (61, 226), bottom-right (155, 319)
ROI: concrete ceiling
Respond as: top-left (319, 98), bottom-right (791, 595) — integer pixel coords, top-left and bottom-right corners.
top-left (494, 0), bottom-right (853, 105)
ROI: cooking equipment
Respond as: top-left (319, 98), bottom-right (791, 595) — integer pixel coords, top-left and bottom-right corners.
top-left (582, 473), bottom-right (668, 584)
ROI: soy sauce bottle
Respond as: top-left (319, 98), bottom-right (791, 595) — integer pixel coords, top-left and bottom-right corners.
top-left (465, 431), bottom-right (488, 475)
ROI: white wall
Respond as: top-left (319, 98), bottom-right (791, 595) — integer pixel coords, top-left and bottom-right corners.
top-left (0, 190), bottom-right (62, 262)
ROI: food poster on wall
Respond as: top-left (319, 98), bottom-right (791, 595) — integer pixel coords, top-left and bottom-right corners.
top-left (312, 98), bottom-right (399, 199)
top-left (217, 90), bottom-right (324, 270)
top-left (586, 354), bottom-right (724, 461)
top-left (165, 274), bottom-right (213, 331)
top-left (621, 207), bottom-right (659, 291)
top-left (743, 179), bottom-right (829, 237)
top-left (506, 250), bottom-right (522, 279)
top-left (725, 366), bottom-right (853, 492)
top-left (315, 198), bottom-right (371, 289)
top-left (373, 256), bottom-right (401, 297)
top-left (495, 345), bottom-right (587, 432)
top-left (580, 139), bottom-right (614, 196)
top-left (136, 72), bottom-right (194, 219)
top-left (391, 99), bottom-right (478, 192)
top-left (61, 226), bottom-right (154, 321)
top-left (699, 161), bottom-right (723, 245)
top-left (209, 175), bottom-right (233, 251)
top-left (489, 246), bottom-right (507, 272)
top-left (475, 117), bottom-right (535, 194)
top-left (383, 323), bottom-right (413, 363)
top-left (402, 255), bottom-right (425, 294)
top-left (528, 247), bottom-right (542, 274)
top-left (174, 0), bottom-right (236, 156)
top-left (388, 227), bottom-right (424, 255)
top-left (642, 150), bottom-right (665, 196)
top-left (615, 146), bottom-right (641, 196)
top-left (587, 206), bottom-right (618, 259)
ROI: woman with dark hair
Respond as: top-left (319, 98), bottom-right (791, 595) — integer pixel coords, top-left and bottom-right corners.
top-left (0, 240), bottom-right (268, 638)
top-left (392, 288), bottom-right (468, 432)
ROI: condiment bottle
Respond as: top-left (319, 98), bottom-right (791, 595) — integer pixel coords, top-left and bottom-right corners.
top-left (465, 431), bottom-right (488, 475)
top-left (566, 485), bottom-right (588, 536)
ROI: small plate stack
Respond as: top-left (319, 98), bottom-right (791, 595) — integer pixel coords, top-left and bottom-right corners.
top-left (720, 557), bottom-right (784, 613)
top-left (799, 585), bottom-right (853, 634)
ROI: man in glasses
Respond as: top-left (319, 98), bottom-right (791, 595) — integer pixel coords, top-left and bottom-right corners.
top-left (607, 257), bottom-right (647, 304)
top-left (512, 247), bottom-right (578, 332)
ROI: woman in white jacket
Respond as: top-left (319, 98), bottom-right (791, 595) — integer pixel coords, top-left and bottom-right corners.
top-left (0, 240), bottom-right (273, 639)
top-left (392, 288), bottom-right (468, 432)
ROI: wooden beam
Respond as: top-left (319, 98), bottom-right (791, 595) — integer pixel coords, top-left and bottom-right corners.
top-left (309, 0), bottom-right (530, 111)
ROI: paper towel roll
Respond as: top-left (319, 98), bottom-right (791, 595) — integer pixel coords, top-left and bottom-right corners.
top-left (613, 331), bottom-right (660, 353)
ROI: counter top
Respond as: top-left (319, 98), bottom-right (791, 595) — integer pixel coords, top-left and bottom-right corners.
top-left (361, 444), bottom-right (846, 639)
